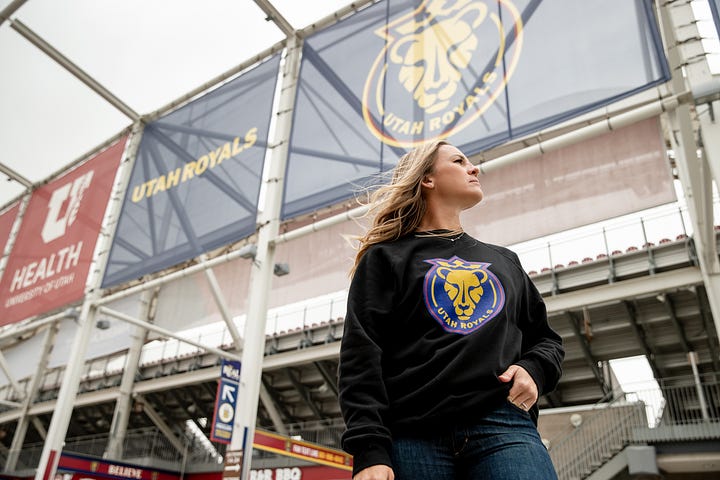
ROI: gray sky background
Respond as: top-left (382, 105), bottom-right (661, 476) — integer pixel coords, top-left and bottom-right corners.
top-left (0, 0), bottom-right (351, 208)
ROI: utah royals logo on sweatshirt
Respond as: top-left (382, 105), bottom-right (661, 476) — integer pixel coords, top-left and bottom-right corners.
top-left (423, 256), bottom-right (505, 334)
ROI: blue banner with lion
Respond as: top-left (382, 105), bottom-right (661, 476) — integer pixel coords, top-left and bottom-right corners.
top-left (283, 0), bottom-right (670, 219)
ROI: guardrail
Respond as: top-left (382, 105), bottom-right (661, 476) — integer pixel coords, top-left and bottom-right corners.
top-left (549, 374), bottom-right (720, 480)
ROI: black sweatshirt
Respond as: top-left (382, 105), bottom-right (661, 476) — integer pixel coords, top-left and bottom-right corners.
top-left (338, 231), bottom-right (564, 475)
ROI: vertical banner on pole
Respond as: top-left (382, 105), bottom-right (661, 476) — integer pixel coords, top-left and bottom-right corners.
top-left (0, 137), bottom-right (126, 327)
top-left (211, 359), bottom-right (241, 444)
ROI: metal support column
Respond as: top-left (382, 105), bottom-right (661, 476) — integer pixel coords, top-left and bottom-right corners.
top-left (201, 254), bottom-right (244, 350)
top-left (688, 351), bottom-right (710, 421)
top-left (5, 322), bottom-right (59, 471)
top-left (103, 289), bottom-right (157, 459)
top-left (230, 34), bottom-right (302, 480)
top-left (34, 122), bottom-right (144, 480)
top-left (565, 311), bottom-right (610, 395)
top-left (658, 2), bottom-right (720, 344)
top-left (34, 301), bottom-right (98, 479)
top-left (136, 394), bottom-right (187, 453)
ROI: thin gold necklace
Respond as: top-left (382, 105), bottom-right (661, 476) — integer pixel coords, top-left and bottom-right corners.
top-left (414, 229), bottom-right (465, 242)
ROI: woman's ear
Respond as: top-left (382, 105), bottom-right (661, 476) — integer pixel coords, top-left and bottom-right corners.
top-left (421, 175), bottom-right (434, 189)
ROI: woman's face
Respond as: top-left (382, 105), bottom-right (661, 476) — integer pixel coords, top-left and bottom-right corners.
top-left (424, 144), bottom-right (483, 209)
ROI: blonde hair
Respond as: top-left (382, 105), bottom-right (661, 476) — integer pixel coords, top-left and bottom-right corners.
top-left (351, 140), bottom-right (448, 275)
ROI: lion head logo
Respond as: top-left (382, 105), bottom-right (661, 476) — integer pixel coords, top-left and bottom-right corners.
top-left (423, 256), bottom-right (505, 334)
top-left (362, 0), bottom-right (523, 147)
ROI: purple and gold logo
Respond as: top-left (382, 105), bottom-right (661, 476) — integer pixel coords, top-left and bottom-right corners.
top-left (362, 0), bottom-right (524, 147)
top-left (423, 256), bottom-right (505, 334)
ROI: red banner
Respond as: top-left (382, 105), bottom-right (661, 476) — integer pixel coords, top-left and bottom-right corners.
top-left (0, 137), bottom-right (126, 327)
top-left (58, 453), bottom-right (178, 480)
top-left (186, 465), bottom-right (350, 480)
top-left (254, 430), bottom-right (353, 471)
top-left (0, 203), bottom-right (20, 273)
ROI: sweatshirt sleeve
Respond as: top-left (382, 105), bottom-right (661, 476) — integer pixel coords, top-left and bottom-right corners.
top-left (338, 246), bottom-right (395, 476)
top-left (512, 255), bottom-right (565, 396)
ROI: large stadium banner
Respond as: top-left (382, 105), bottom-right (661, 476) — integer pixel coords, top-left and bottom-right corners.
top-left (0, 138), bottom-right (126, 327)
top-left (283, 0), bottom-right (670, 219)
top-left (102, 55), bottom-right (280, 288)
top-left (0, 203), bottom-right (20, 277)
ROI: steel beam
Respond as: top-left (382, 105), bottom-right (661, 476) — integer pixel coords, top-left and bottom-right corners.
top-left (0, 0), bottom-right (27, 26)
top-left (0, 308), bottom-right (73, 344)
top-left (565, 311), bottom-right (610, 396)
top-left (253, 0), bottom-right (294, 37)
top-left (199, 254), bottom-right (244, 351)
top-left (0, 351), bottom-right (25, 400)
top-left (314, 361), bottom-right (339, 398)
top-left (544, 267), bottom-right (702, 313)
top-left (262, 376), bottom-right (297, 424)
top-left (97, 306), bottom-right (242, 363)
top-left (259, 381), bottom-right (289, 435)
top-left (0, 162), bottom-right (32, 188)
top-left (6, 323), bottom-right (57, 471)
top-left (230, 35), bottom-right (302, 480)
top-left (658, 0), bottom-right (720, 348)
top-left (695, 286), bottom-right (720, 372)
top-left (285, 368), bottom-right (324, 421)
top-left (10, 20), bottom-right (139, 121)
top-left (622, 301), bottom-right (663, 381)
top-left (658, 294), bottom-right (691, 354)
top-left (136, 394), bottom-right (187, 453)
top-left (104, 289), bottom-right (156, 459)
top-left (298, 0), bottom-right (376, 38)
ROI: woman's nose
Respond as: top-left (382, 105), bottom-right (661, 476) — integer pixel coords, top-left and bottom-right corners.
top-left (468, 164), bottom-right (479, 176)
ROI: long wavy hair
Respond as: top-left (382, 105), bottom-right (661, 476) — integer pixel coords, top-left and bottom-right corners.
top-left (351, 140), bottom-right (448, 275)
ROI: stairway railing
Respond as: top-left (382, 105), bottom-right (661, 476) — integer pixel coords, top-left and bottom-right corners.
top-left (548, 375), bottom-right (720, 480)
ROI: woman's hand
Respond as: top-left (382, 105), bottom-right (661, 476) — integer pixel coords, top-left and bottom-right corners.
top-left (354, 465), bottom-right (395, 480)
top-left (499, 364), bottom-right (538, 411)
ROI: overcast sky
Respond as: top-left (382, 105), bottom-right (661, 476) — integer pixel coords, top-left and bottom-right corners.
top-left (0, 0), bottom-right (352, 208)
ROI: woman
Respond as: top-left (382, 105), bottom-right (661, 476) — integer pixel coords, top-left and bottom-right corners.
top-left (338, 141), bottom-right (564, 480)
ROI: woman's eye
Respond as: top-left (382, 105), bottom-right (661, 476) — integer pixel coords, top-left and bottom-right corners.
top-left (454, 158), bottom-right (464, 164)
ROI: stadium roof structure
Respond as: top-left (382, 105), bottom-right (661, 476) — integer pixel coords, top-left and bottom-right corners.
top-left (0, 0), bottom-right (361, 209)
top-left (0, 0), bottom-right (719, 477)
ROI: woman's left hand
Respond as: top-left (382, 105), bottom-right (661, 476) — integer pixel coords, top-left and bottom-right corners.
top-left (498, 365), bottom-right (538, 411)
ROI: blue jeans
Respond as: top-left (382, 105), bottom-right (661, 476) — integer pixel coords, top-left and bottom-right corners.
top-left (390, 402), bottom-right (557, 480)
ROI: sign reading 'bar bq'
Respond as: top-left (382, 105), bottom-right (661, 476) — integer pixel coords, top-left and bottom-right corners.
top-left (102, 54), bottom-right (280, 288)
top-left (0, 138), bottom-right (126, 327)
top-left (283, 0), bottom-right (670, 219)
